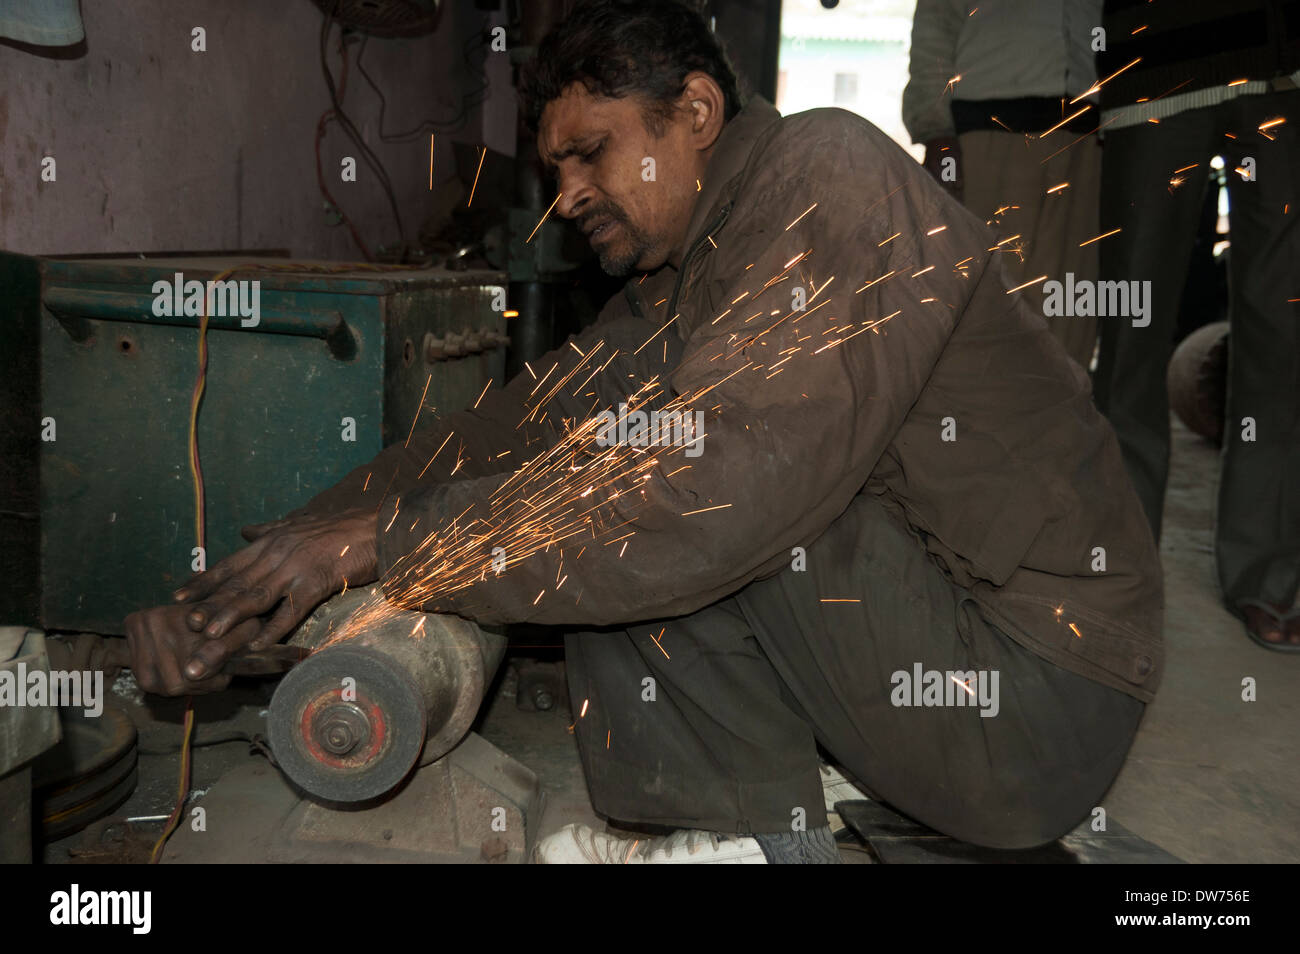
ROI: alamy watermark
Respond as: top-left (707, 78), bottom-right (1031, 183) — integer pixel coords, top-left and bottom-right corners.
top-left (151, 272), bottom-right (261, 327)
top-left (594, 403), bottom-right (705, 458)
top-left (0, 664), bottom-right (104, 717)
top-left (50, 885), bottom-right (150, 934)
top-left (1041, 273), bottom-right (1151, 328)
top-left (890, 662), bottom-right (1000, 718)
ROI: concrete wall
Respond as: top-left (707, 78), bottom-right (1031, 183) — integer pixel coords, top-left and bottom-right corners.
top-left (0, 0), bottom-right (513, 259)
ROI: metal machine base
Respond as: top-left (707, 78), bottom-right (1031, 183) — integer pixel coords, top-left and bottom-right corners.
top-left (163, 732), bottom-right (542, 864)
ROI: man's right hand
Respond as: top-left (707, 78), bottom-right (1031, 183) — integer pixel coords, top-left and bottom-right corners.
top-left (124, 508), bottom-right (380, 696)
top-left (922, 136), bottom-right (963, 202)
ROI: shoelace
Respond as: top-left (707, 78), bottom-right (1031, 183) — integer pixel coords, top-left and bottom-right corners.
top-left (622, 829), bottom-right (726, 863)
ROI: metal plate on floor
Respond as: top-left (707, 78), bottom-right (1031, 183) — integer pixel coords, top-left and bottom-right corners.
top-left (835, 799), bottom-right (1183, 864)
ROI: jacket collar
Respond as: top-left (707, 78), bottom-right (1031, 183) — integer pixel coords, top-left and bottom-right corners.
top-left (674, 95), bottom-right (782, 264)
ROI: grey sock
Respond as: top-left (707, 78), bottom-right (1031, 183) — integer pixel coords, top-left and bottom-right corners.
top-left (753, 825), bottom-right (842, 864)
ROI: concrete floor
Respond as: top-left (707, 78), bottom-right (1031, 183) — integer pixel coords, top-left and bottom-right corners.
top-left (41, 418), bottom-right (1299, 863)
top-left (1101, 419), bottom-right (1300, 863)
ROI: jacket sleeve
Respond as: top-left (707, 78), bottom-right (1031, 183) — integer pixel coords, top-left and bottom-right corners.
top-left (375, 111), bottom-right (992, 628)
top-left (902, 0), bottom-right (964, 144)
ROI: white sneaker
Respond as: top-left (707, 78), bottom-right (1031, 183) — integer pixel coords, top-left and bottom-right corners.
top-left (820, 762), bottom-right (869, 811)
top-left (533, 823), bottom-right (769, 864)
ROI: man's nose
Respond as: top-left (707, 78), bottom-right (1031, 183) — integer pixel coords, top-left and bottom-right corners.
top-left (555, 173), bottom-right (593, 220)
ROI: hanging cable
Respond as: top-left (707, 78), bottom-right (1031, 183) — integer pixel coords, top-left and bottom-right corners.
top-left (354, 24), bottom-right (492, 142)
top-left (320, 0), bottom-right (406, 246)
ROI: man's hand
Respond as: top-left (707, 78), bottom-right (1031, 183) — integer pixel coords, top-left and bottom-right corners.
top-left (124, 603), bottom-right (244, 696)
top-left (124, 509), bottom-right (379, 695)
top-left (922, 136), bottom-right (963, 202)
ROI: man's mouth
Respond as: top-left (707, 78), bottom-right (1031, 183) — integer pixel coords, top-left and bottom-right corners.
top-left (585, 219), bottom-right (619, 243)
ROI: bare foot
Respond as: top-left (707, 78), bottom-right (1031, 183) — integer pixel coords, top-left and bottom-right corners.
top-left (1242, 602), bottom-right (1300, 649)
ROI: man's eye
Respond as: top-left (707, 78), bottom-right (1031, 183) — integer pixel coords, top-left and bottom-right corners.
top-left (582, 144), bottom-right (604, 162)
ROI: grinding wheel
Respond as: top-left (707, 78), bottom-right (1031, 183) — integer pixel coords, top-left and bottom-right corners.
top-left (268, 643), bottom-right (428, 804)
top-left (267, 586), bottom-right (507, 804)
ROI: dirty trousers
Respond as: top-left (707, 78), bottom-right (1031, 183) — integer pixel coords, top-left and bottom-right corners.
top-left (564, 491), bottom-right (1145, 850)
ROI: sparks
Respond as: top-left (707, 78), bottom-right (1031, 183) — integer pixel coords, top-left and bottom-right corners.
top-left (1005, 275), bottom-right (1048, 295)
top-left (1079, 227), bottom-right (1121, 247)
top-left (650, 627), bottom-right (670, 659)
top-left (405, 374), bottom-right (433, 448)
top-left (1040, 106), bottom-right (1092, 137)
top-left (786, 203), bottom-right (818, 231)
top-left (681, 503), bottom-right (732, 516)
top-left (468, 145), bottom-right (486, 207)
top-left (1070, 57), bottom-right (1141, 104)
top-left (526, 193), bottom-right (564, 243)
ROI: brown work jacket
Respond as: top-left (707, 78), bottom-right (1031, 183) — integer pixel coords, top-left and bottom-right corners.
top-left (301, 96), bottom-right (1164, 703)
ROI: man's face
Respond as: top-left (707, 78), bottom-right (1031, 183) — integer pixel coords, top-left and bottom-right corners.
top-left (539, 82), bottom-right (710, 276)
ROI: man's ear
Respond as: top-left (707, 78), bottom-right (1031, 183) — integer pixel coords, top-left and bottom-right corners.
top-left (680, 72), bottom-right (725, 149)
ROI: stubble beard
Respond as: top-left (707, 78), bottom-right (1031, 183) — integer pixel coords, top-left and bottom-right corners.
top-left (585, 205), bottom-right (653, 277)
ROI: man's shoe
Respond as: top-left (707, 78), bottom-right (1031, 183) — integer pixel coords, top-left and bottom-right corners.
top-left (533, 823), bottom-right (768, 864)
top-left (819, 762), bottom-right (869, 811)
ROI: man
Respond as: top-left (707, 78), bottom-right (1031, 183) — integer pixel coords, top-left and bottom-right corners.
top-left (126, 0), bottom-right (1162, 863)
top-left (1091, 0), bottom-right (1300, 651)
top-left (904, 0), bottom-right (1104, 370)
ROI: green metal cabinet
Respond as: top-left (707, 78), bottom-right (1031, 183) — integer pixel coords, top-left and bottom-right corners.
top-left (21, 255), bottom-right (507, 634)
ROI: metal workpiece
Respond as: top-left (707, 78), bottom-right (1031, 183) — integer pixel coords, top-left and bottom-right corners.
top-left (267, 586), bottom-right (506, 804)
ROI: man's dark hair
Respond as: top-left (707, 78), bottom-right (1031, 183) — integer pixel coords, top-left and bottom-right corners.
top-left (518, 0), bottom-right (744, 137)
